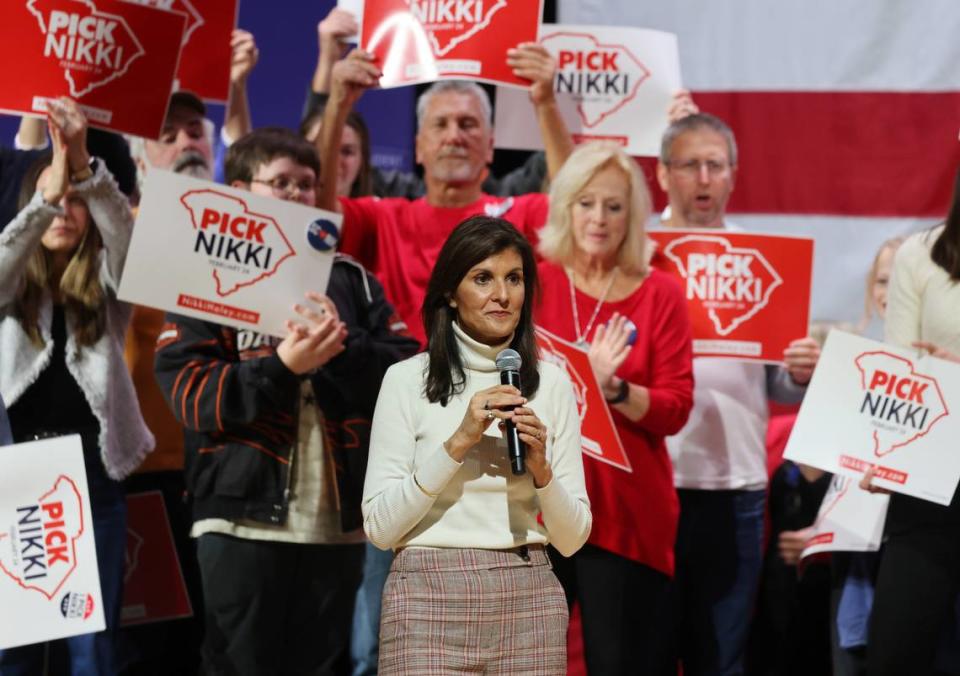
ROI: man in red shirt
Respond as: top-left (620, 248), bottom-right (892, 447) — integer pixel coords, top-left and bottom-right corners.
top-left (317, 45), bottom-right (573, 344)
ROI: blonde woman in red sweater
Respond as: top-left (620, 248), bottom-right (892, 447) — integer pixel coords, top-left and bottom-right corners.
top-left (536, 142), bottom-right (695, 674)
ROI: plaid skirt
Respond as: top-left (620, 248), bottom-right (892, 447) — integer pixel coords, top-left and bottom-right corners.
top-left (378, 544), bottom-right (568, 675)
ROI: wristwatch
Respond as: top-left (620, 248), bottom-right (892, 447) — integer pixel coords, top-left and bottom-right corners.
top-left (605, 378), bottom-right (629, 404)
top-left (69, 158), bottom-right (97, 184)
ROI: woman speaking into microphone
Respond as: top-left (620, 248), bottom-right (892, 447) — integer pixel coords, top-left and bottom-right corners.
top-left (362, 216), bottom-right (591, 676)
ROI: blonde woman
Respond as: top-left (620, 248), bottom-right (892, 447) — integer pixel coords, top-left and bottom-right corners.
top-left (0, 100), bottom-right (152, 674)
top-left (536, 142), bottom-right (695, 674)
top-left (858, 235), bottom-right (905, 338)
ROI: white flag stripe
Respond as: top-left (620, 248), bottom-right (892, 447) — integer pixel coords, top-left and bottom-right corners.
top-left (559, 0), bottom-right (960, 91)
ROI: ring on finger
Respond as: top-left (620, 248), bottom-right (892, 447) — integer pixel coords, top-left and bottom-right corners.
top-left (485, 410), bottom-right (494, 421)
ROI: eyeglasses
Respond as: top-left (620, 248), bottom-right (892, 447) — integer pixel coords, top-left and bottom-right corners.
top-left (666, 159), bottom-right (732, 177)
top-left (251, 176), bottom-right (317, 196)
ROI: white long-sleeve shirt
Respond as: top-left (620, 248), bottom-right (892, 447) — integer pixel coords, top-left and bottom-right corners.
top-left (362, 323), bottom-right (591, 556)
top-left (885, 226), bottom-right (960, 354)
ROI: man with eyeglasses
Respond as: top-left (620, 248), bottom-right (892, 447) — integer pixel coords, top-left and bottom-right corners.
top-left (654, 112), bottom-right (821, 676)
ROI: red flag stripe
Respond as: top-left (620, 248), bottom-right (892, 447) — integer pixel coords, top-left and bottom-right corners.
top-left (636, 91), bottom-right (960, 218)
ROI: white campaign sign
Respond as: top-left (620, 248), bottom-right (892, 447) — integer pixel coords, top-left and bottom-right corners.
top-left (0, 436), bottom-right (105, 649)
top-left (801, 474), bottom-right (888, 559)
top-left (784, 330), bottom-right (960, 505)
top-left (493, 24), bottom-right (681, 157)
top-left (119, 171), bottom-right (341, 338)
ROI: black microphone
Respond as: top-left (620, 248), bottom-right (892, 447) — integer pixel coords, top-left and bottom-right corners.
top-left (496, 349), bottom-right (526, 475)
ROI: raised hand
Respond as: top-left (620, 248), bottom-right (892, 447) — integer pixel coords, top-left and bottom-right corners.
top-left (230, 29), bottom-right (259, 84)
top-left (783, 336), bottom-right (821, 385)
top-left (589, 313), bottom-right (633, 396)
top-left (507, 42), bottom-right (557, 106)
top-left (331, 49), bottom-right (382, 108)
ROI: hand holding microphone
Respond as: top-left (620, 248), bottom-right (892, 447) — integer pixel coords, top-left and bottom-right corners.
top-left (441, 350), bottom-right (551, 486)
top-left (496, 350), bottom-right (552, 485)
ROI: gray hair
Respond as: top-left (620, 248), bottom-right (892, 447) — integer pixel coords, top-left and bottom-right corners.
top-left (660, 112), bottom-right (738, 166)
top-left (416, 81), bottom-right (493, 130)
top-left (126, 118), bottom-right (215, 189)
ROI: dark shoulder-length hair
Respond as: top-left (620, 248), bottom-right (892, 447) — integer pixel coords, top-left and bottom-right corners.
top-left (932, 165), bottom-right (960, 281)
top-left (422, 216), bottom-right (540, 405)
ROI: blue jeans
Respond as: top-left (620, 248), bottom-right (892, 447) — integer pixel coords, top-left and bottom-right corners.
top-left (0, 453), bottom-right (127, 676)
top-left (350, 542), bottom-right (394, 676)
top-left (664, 488), bottom-right (766, 676)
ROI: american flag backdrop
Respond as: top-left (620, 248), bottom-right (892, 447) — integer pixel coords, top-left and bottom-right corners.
top-left (560, 0), bottom-right (960, 325)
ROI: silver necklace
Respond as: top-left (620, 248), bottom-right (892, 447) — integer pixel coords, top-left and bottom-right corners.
top-left (567, 267), bottom-right (618, 346)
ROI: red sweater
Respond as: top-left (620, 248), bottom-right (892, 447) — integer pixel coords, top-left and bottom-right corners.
top-left (536, 262), bottom-right (694, 576)
top-left (338, 194), bottom-right (549, 345)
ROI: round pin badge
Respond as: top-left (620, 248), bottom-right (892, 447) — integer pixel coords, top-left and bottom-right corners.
top-left (306, 219), bottom-right (340, 252)
top-left (607, 317), bottom-right (638, 346)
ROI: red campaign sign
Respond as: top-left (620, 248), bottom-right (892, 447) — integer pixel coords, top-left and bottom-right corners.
top-left (138, 0), bottom-right (238, 103)
top-left (120, 491), bottom-right (192, 626)
top-left (0, 0), bottom-right (186, 138)
top-left (648, 229), bottom-right (814, 363)
top-left (361, 0), bottom-right (543, 88)
top-left (535, 326), bottom-right (631, 473)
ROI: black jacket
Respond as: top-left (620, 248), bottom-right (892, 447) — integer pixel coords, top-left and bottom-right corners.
top-left (154, 255), bottom-right (419, 531)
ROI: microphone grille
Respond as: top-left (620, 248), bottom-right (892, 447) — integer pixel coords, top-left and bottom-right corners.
top-left (495, 348), bottom-right (522, 372)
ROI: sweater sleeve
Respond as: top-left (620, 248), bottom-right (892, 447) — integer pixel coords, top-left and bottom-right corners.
top-left (362, 362), bottom-right (462, 550)
top-left (765, 364), bottom-right (806, 405)
top-left (884, 234), bottom-right (926, 349)
top-left (337, 196), bottom-right (380, 270)
top-left (638, 279), bottom-right (695, 436)
top-left (0, 190), bottom-right (59, 308)
top-left (153, 315), bottom-right (300, 433)
top-left (536, 370), bottom-right (592, 556)
top-left (76, 160), bottom-right (134, 292)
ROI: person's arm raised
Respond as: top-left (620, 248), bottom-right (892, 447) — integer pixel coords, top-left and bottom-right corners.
top-left (507, 42), bottom-right (573, 182)
top-left (311, 8), bottom-right (358, 95)
top-left (223, 29), bottom-right (259, 144)
top-left (316, 49), bottom-right (381, 212)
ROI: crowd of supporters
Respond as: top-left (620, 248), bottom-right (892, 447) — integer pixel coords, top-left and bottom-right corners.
top-left (2, 7), bottom-right (960, 676)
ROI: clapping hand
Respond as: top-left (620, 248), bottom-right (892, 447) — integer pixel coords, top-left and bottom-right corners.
top-left (589, 313), bottom-right (633, 398)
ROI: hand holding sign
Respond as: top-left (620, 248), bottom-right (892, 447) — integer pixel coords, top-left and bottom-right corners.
top-left (229, 29), bottom-right (259, 85)
top-left (507, 43), bottom-right (557, 106)
top-left (783, 336), bottom-right (821, 385)
top-left (331, 49), bottom-right (382, 108)
top-left (668, 89), bottom-right (699, 123)
top-left (319, 7), bottom-right (358, 52)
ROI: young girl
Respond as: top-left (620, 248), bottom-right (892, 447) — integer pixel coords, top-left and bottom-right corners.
top-left (0, 99), bottom-right (152, 674)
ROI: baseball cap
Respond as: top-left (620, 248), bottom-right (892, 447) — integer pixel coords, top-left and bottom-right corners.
top-left (168, 91), bottom-right (206, 117)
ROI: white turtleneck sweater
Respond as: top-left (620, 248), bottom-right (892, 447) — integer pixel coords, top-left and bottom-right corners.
top-left (361, 323), bottom-right (592, 556)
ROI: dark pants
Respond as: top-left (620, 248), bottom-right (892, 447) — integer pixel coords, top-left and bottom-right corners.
top-left (662, 488), bottom-right (766, 676)
top-left (196, 534), bottom-right (363, 676)
top-left (868, 520), bottom-right (960, 676)
top-left (550, 543), bottom-right (670, 675)
top-left (0, 451), bottom-right (127, 676)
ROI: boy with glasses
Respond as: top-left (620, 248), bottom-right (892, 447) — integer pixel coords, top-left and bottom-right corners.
top-left (155, 127), bottom-right (418, 675)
